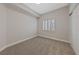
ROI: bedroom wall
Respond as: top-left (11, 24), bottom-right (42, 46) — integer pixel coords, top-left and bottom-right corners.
top-left (37, 6), bottom-right (70, 42)
top-left (0, 4), bottom-right (7, 50)
top-left (69, 4), bottom-right (79, 54)
top-left (6, 7), bottom-right (37, 45)
top-left (0, 4), bottom-right (37, 51)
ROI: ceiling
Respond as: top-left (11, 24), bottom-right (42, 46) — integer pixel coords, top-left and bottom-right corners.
top-left (24, 3), bottom-right (68, 15)
top-left (5, 3), bottom-right (68, 17)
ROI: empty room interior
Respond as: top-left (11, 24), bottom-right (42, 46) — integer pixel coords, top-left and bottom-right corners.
top-left (0, 3), bottom-right (79, 55)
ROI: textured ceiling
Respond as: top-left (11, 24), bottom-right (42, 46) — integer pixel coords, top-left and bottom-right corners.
top-left (24, 3), bottom-right (68, 14)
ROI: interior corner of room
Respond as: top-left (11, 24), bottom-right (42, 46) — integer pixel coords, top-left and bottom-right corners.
top-left (0, 3), bottom-right (79, 55)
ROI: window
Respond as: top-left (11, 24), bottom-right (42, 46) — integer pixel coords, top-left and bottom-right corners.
top-left (43, 19), bottom-right (47, 30)
top-left (43, 19), bottom-right (55, 31)
top-left (51, 20), bottom-right (55, 31)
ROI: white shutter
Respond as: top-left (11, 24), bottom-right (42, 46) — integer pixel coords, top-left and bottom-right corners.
top-left (51, 20), bottom-right (55, 31)
top-left (42, 19), bottom-right (55, 31)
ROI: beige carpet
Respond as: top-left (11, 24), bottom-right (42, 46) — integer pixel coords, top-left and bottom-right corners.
top-left (0, 36), bottom-right (75, 55)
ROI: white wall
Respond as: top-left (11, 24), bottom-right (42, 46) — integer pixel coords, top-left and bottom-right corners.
top-left (70, 4), bottom-right (79, 54)
top-left (0, 4), bottom-right (7, 49)
top-left (69, 3), bottom-right (77, 14)
top-left (38, 6), bottom-right (70, 42)
top-left (0, 4), bottom-right (37, 50)
top-left (6, 8), bottom-right (37, 45)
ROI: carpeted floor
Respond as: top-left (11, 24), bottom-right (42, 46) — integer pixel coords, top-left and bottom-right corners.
top-left (0, 36), bottom-right (75, 55)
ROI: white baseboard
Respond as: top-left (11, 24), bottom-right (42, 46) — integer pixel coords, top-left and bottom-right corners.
top-left (38, 34), bottom-right (70, 44)
top-left (70, 44), bottom-right (76, 55)
top-left (0, 46), bottom-right (7, 52)
top-left (0, 34), bottom-right (70, 52)
top-left (70, 44), bottom-right (79, 55)
top-left (0, 35), bottom-right (37, 52)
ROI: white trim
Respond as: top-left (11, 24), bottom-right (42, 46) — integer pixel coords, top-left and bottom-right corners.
top-left (38, 34), bottom-right (70, 44)
top-left (14, 4), bottom-right (40, 17)
top-left (70, 44), bottom-right (79, 55)
top-left (70, 44), bottom-right (76, 55)
top-left (0, 34), bottom-right (70, 52)
top-left (0, 46), bottom-right (7, 52)
top-left (0, 35), bottom-right (37, 52)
